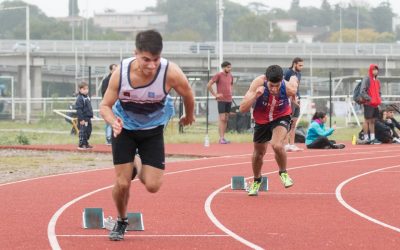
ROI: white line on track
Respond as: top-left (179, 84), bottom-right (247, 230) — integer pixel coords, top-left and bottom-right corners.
top-left (204, 152), bottom-right (400, 250)
top-left (1, 146), bottom-right (397, 187)
top-left (335, 165), bottom-right (400, 233)
top-left (57, 234), bottom-right (230, 237)
top-left (219, 192), bottom-right (334, 195)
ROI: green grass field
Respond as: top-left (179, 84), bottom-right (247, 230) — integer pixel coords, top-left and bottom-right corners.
top-left (0, 115), bottom-right (361, 146)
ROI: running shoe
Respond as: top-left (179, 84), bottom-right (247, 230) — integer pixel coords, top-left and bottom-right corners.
top-left (290, 144), bottom-right (303, 152)
top-left (284, 144), bottom-right (292, 152)
top-left (280, 172), bottom-right (294, 188)
top-left (219, 138), bottom-right (230, 144)
top-left (109, 219), bottom-right (128, 241)
top-left (247, 180), bottom-right (262, 196)
top-left (332, 143), bottom-right (346, 149)
top-left (370, 139), bottom-right (382, 144)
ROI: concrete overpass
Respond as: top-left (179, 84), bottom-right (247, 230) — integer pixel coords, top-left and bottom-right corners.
top-left (1, 40), bottom-right (400, 98)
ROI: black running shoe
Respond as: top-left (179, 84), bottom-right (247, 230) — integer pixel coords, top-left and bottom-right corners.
top-left (109, 220), bottom-right (128, 241)
top-left (332, 143), bottom-right (346, 149)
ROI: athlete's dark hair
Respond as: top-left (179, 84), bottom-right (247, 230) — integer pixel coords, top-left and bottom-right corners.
top-left (265, 65), bottom-right (283, 83)
top-left (221, 61), bottom-right (231, 68)
top-left (312, 111), bottom-right (326, 121)
top-left (290, 57), bottom-right (303, 68)
top-left (109, 64), bottom-right (117, 71)
top-left (135, 30), bottom-right (163, 55)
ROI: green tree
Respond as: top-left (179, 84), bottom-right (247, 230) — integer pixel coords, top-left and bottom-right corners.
top-left (230, 14), bottom-right (269, 42)
top-left (371, 1), bottom-right (393, 33)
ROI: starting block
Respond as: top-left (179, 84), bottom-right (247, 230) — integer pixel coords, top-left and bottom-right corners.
top-left (231, 176), bottom-right (246, 190)
top-left (82, 208), bottom-right (105, 229)
top-left (127, 212), bottom-right (144, 231)
top-left (231, 176), bottom-right (269, 191)
top-left (103, 212), bottom-right (144, 231)
top-left (259, 176), bottom-right (268, 191)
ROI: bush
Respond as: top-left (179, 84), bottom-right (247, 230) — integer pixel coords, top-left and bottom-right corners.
top-left (16, 132), bottom-right (30, 145)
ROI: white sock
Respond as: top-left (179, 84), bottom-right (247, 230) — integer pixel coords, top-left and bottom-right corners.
top-left (370, 133), bottom-right (375, 140)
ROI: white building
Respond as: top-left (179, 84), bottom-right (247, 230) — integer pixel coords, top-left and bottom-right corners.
top-left (270, 19), bottom-right (298, 33)
top-left (93, 11), bottom-right (168, 35)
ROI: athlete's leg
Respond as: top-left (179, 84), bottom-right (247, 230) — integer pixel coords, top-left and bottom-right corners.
top-left (138, 165), bottom-right (164, 193)
top-left (288, 117), bottom-right (298, 145)
top-left (270, 126), bottom-right (288, 172)
top-left (112, 162), bottom-right (134, 218)
top-left (252, 142), bottom-right (267, 178)
top-left (219, 113), bottom-right (229, 141)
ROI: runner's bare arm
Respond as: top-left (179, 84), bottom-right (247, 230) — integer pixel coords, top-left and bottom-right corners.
top-left (166, 62), bottom-right (195, 125)
top-left (239, 75), bottom-right (265, 113)
top-left (285, 75), bottom-right (299, 97)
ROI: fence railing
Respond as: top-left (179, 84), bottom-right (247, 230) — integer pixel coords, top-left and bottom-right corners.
top-left (2, 40), bottom-right (400, 56)
top-left (1, 96), bottom-right (399, 130)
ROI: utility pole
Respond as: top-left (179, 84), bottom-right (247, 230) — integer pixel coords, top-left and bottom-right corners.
top-left (218, 0), bottom-right (224, 69)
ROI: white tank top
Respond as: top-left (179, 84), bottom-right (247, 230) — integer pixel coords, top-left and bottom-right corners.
top-left (112, 57), bottom-right (175, 130)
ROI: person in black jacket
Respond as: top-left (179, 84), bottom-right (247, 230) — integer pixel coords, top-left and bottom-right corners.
top-left (385, 106), bottom-right (400, 143)
top-left (375, 110), bottom-right (392, 143)
top-left (75, 81), bottom-right (94, 150)
top-left (101, 64), bottom-right (117, 145)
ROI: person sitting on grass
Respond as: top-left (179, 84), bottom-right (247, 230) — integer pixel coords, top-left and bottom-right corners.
top-left (385, 106), bottom-right (400, 143)
top-left (375, 110), bottom-right (394, 144)
top-left (305, 111), bottom-right (345, 149)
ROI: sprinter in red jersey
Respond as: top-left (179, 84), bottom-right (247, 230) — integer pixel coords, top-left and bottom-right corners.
top-left (239, 65), bottom-right (299, 196)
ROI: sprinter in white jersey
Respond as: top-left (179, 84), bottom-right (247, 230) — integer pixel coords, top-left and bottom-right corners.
top-left (100, 30), bottom-right (195, 241)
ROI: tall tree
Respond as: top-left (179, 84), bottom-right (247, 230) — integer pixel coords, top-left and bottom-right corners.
top-left (371, 1), bottom-right (393, 33)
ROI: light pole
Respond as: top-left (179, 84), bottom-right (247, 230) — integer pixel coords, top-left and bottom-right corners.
top-left (339, 7), bottom-right (342, 43)
top-left (218, 0), bottom-right (224, 69)
top-left (0, 5), bottom-right (30, 123)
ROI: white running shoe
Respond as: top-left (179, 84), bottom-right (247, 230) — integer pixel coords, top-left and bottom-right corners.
top-left (284, 144), bottom-right (293, 152)
top-left (290, 144), bottom-right (303, 152)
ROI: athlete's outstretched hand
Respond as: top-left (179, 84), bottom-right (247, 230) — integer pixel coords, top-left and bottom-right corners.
top-left (112, 117), bottom-right (123, 137)
top-left (179, 115), bottom-right (195, 126)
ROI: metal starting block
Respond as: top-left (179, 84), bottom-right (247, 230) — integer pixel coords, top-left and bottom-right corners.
top-left (231, 176), bottom-right (269, 191)
top-left (259, 176), bottom-right (268, 191)
top-left (231, 176), bottom-right (246, 190)
top-left (82, 208), bottom-right (105, 229)
top-left (127, 212), bottom-right (144, 231)
top-left (103, 212), bottom-right (144, 231)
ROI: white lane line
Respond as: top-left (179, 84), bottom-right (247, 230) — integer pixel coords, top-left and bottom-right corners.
top-left (204, 153), bottom-right (400, 250)
top-left (219, 192), bottom-right (334, 195)
top-left (335, 165), bottom-right (400, 233)
top-left (57, 234), bottom-right (229, 237)
top-left (47, 148), bottom-right (400, 249)
top-left (2, 147), bottom-right (398, 187)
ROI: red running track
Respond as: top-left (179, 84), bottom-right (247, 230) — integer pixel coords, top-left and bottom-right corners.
top-left (1, 143), bottom-right (399, 249)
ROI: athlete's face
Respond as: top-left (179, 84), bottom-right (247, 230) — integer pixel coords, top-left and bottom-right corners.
top-left (135, 50), bottom-right (161, 76)
top-left (294, 62), bottom-right (304, 72)
top-left (223, 65), bottom-right (232, 73)
top-left (267, 81), bottom-right (281, 96)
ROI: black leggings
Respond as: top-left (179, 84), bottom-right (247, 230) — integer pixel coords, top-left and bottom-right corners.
top-left (307, 136), bottom-right (336, 149)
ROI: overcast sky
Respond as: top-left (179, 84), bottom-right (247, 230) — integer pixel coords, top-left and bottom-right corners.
top-left (20, 0), bottom-right (400, 17)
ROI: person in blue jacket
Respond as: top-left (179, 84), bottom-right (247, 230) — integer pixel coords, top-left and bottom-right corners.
top-left (305, 111), bottom-right (345, 149)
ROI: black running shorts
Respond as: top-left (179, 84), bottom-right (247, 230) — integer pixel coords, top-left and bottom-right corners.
top-left (253, 116), bottom-right (291, 143)
top-left (112, 125), bottom-right (165, 169)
